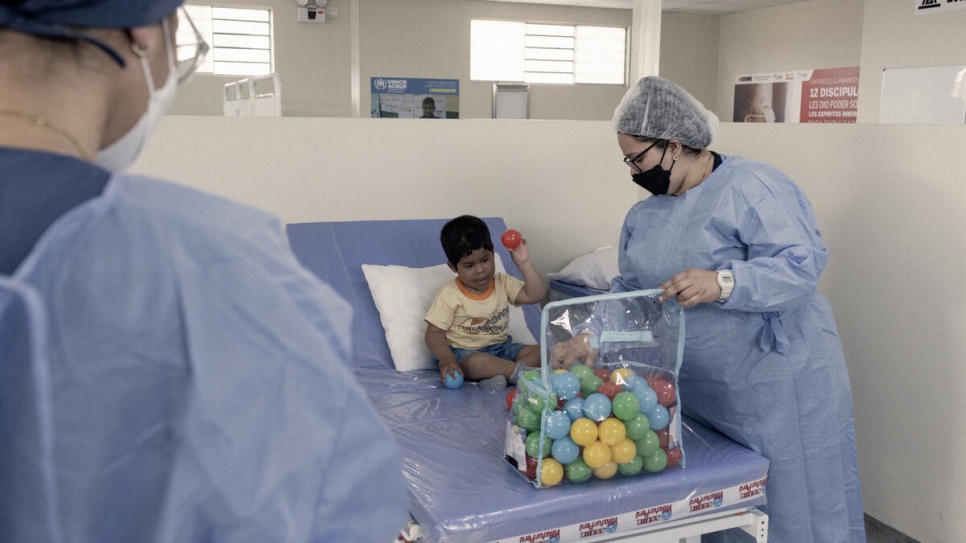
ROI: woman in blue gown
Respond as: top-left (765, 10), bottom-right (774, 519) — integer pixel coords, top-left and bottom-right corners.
top-left (0, 2), bottom-right (407, 542)
top-left (556, 77), bottom-right (865, 543)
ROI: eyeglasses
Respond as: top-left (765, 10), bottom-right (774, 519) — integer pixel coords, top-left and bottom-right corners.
top-left (174, 6), bottom-right (209, 85)
top-left (622, 140), bottom-right (663, 174)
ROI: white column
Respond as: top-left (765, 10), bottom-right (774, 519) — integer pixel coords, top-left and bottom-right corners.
top-left (629, 0), bottom-right (662, 84)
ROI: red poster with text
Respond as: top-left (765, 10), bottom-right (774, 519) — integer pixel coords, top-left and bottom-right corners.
top-left (799, 67), bottom-right (859, 123)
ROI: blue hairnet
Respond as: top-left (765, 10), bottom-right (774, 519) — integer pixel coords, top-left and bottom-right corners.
top-left (613, 76), bottom-right (719, 149)
top-left (0, 0), bottom-right (183, 66)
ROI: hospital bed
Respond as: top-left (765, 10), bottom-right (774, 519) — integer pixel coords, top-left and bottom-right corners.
top-left (285, 218), bottom-right (770, 543)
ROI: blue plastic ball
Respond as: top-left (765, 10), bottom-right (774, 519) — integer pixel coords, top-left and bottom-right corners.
top-left (647, 404), bottom-right (670, 431)
top-left (564, 397), bottom-right (585, 422)
top-left (582, 392), bottom-right (612, 422)
top-left (551, 436), bottom-right (580, 465)
top-left (544, 410), bottom-right (572, 440)
top-left (622, 374), bottom-right (646, 391)
top-left (444, 372), bottom-right (464, 389)
top-left (632, 385), bottom-right (658, 414)
top-left (551, 371), bottom-right (581, 400)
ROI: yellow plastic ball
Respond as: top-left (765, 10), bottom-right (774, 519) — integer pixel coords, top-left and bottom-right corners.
top-left (610, 368), bottom-right (635, 385)
top-left (570, 417), bottom-right (599, 447)
top-left (610, 437), bottom-right (638, 464)
top-left (539, 458), bottom-right (564, 487)
top-left (582, 441), bottom-right (612, 469)
top-left (592, 461), bottom-right (618, 480)
top-left (597, 417), bottom-right (627, 446)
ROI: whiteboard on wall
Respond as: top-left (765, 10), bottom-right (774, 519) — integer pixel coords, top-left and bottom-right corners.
top-left (880, 66), bottom-right (966, 124)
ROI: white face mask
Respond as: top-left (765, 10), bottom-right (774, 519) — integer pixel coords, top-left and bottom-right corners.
top-left (96, 19), bottom-right (178, 173)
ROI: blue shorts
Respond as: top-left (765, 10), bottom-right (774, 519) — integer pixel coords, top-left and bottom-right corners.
top-left (449, 336), bottom-right (526, 365)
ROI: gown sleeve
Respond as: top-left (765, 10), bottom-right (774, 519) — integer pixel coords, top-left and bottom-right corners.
top-left (723, 172), bottom-right (829, 313)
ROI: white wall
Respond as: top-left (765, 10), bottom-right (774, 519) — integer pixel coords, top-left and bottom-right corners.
top-left (134, 116), bottom-right (636, 276)
top-left (171, 0), bottom-right (720, 119)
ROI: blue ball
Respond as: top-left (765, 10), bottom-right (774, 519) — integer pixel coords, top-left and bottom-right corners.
top-left (647, 404), bottom-right (670, 430)
top-left (632, 385), bottom-right (658, 414)
top-left (544, 410), bottom-right (572, 440)
top-left (445, 371), bottom-right (464, 389)
top-left (551, 372), bottom-right (581, 401)
top-left (582, 392), bottom-right (612, 422)
top-left (551, 436), bottom-right (580, 465)
top-left (622, 374), bottom-right (646, 391)
top-left (564, 397), bottom-right (585, 422)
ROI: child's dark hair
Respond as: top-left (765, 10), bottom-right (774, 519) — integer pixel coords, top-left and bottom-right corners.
top-left (440, 215), bottom-right (494, 266)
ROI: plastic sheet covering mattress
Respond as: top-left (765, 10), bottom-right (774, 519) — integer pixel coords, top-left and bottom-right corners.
top-left (286, 218), bottom-right (769, 543)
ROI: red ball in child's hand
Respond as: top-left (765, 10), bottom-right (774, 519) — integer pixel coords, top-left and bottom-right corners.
top-left (501, 229), bottom-right (522, 249)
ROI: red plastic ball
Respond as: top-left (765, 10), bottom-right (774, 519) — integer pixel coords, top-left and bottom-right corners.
top-left (593, 368), bottom-right (612, 382)
top-left (501, 229), bottom-right (522, 249)
top-left (597, 381), bottom-right (622, 400)
top-left (645, 374), bottom-right (677, 407)
top-left (506, 388), bottom-right (517, 410)
top-left (666, 446), bottom-right (682, 469)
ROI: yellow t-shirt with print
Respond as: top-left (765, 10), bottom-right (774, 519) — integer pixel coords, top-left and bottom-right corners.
top-left (424, 272), bottom-right (525, 351)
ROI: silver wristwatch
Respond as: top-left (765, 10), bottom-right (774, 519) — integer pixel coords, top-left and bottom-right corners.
top-left (716, 270), bottom-right (734, 302)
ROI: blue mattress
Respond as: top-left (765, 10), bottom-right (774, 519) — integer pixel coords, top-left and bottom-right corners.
top-left (286, 218), bottom-right (769, 543)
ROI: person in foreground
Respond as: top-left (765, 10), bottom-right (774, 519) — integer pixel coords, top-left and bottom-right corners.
top-left (552, 76), bottom-right (864, 543)
top-left (0, 1), bottom-right (407, 541)
top-left (425, 215), bottom-right (546, 389)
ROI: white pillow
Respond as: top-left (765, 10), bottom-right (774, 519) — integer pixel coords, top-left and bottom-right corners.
top-left (547, 245), bottom-right (619, 291)
top-left (361, 254), bottom-right (537, 372)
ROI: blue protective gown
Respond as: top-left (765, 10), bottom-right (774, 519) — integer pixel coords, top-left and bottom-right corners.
top-left (0, 149), bottom-right (408, 543)
top-left (612, 155), bottom-right (864, 543)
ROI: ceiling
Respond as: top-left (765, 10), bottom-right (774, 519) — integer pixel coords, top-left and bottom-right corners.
top-left (479, 0), bottom-right (812, 16)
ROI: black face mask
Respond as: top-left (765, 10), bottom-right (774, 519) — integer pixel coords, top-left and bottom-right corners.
top-left (631, 146), bottom-right (673, 196)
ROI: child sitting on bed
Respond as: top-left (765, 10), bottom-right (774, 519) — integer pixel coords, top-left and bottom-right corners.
top-left (424, 215), bottom-right (547, 389)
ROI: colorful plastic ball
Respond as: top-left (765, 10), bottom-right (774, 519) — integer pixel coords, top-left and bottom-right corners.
top-left (515, 406), bottom-right (541, 431)
top-left (617, 455), bottom-right (644, 477)
top-left (563, 397), bottom-right (585, 422)
top-left (597, 381), bottom-right (622, 400)
top-left (624, 413), bottom-right (651, 441)
top-left (565, 457), bottom-right (593, 484)
top-left (622, 374), bottom-right (646, 391)
top-left (501, 229), bottom-right (522, 249)
top-left (569, 417), bottom-right (598, 446)
top-left (646, 374), bottom-right (677, 407)
top-left (569, 364), bottom-right (594, 381)
top-left (611, 391), bottom-right (642, 421)
top-left (551, 371), bottom-right (581, 400)
top-left (506, 388), bottom-right (517, 409)
top-left (528, 391), bottom-right (558, 415)
top-left (610, 438), bottom-right (638, 464)
top-left (632, 385), bottom-right (658, 415)
top-left (512, 393), bottom-right (527, 416)
top-left (597, 417), bottom-right (627, 446)
top-left (525, 432), bottom-right (553, 459)
top-left (525, 455), bottom-right (538, 479)
top-left (642, 448), bottom-right (668, 473)
top-left (580, 375), bottom-right (604, 398)
top-left (444, 371), bottom-right (463, 389)
top-left (582, 393), bottom-right (612, 421)
top-left (593, 368), bottom-right (612, 382)
top-left (634, 430), bottom-right (660, 456)
top-left (550, 436), bottom-right (580, 465)
top-left (523, 370), bottom-right (541, 383)
top-left (655, 428), bottom-right (670, 449)
top-left (592, 461), bottom-right (618, 480)
top-left (610, 367), bottom-right (635, 385)
top-left (666, 446), bottom-right (683, 469)
top-left (539, 458), bottom-right (564, 487)
top-left (544, 410), bottom-right (572, 440)
top-left (582, 441), bottom-right (612, 469)
top-left (646, 404), bottom-right (670, 431)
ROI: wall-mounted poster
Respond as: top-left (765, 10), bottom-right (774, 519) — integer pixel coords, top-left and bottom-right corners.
top-left (370, 78), bottom-right (460, 119)
top-left (734, 67), bottom-right (859, 124)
